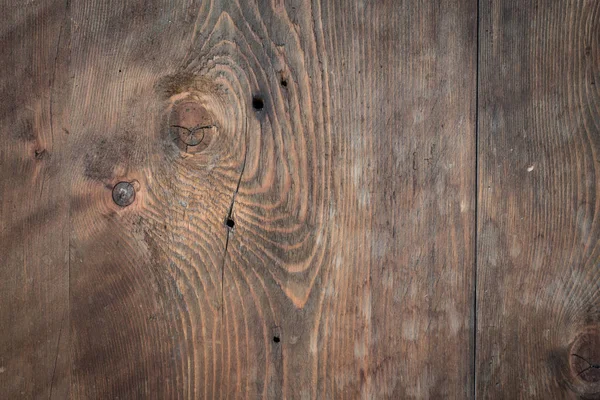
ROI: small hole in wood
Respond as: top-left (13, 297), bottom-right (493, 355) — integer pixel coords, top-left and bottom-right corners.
top-left (34, 148), bottom-right (46, 160)
top-left (226, 218), bottom-right (235, 229)
top-left (252, 96), bottom-right (264, 111)
top-left (280, 79), bottom-right (288, 87)
top-left (273, 336), bottom-right (280, 343)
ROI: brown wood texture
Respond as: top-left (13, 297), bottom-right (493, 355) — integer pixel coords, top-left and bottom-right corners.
top-left (477, 0), bottom-right (600, 398)
top-left (1, 0), bottom-right (478, 399)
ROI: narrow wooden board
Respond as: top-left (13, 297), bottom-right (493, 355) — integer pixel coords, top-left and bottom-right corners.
top-left (1, 0), bottom-right (476, 398)
top-left (477, 0), bottom-right (600, 398)
top-left (0, 1), bottom-right (71, 398)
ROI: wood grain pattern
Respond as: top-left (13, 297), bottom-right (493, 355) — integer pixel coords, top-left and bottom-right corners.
top-left (1, 0), bottom-right (475, 398)
top-left (221, 1), bottom-right (477, 398)
top-left (0, 1), bottom-right (71, 398)
top-left (477, 0), bottom-right (600, 398)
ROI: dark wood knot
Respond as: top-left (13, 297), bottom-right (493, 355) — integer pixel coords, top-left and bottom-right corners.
top-left (570, 328), bottom-right (600, 386)
top-left (33, 148), bottom-right (47, 160)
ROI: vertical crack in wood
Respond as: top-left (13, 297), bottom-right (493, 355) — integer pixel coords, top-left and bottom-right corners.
top-left (48, 318), bottom-right (64, 400)
top-left (221, 233), bottom-right (229, 321)
top-left (221, 130), bottom-right (248, 319)
top-left (225, 152), bottom-right (248, 225)
top-left (67, 185), bottom-right (71, 395)
top-left (47, 2), bottom-right (70, 398)
top-left (473, 0), bottom-right (481, 398)
top-left (49, 0), bottom-right (69, 144)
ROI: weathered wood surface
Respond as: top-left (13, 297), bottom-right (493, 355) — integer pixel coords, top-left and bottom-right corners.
top-left (26, 0), bottom-right (600, 398)
top-left (477, 0), bottom-right (600, 398)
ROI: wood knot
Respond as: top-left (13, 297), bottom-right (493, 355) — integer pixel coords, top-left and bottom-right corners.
top-left (569, 327), bottom-right (600, 393)
top-left (170, 100), bottom-right (217, 154)
top-left (33, 148), bottom-right (47, 160)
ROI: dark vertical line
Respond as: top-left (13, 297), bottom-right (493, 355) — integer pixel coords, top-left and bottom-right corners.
top-left (67, 199), bottom-right (71, 393)
top-left (221, 233), bottom-right (228, 321)
top-left (473, 0), bottom-right (481, 399)
top-left (65, 0), bottom-right (72, 393)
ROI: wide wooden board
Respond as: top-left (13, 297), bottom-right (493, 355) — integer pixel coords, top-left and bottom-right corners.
top-left (1, 0), bottom-right (476, 398)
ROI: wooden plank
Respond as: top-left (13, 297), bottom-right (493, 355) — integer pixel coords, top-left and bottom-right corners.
top-left (220, 1), bottom-right (477, 398)
top-left (66, 1), bottom-right (228, 398)
top-left (0, 1), bottom-right (71, 398)
top-left (477, 0), bottom-right (600, 398)
top-left (1, 0), bottom-right (476, 398)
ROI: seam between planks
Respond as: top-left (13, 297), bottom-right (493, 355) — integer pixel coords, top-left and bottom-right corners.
top-left (473, 0), bottom-right (481, 398)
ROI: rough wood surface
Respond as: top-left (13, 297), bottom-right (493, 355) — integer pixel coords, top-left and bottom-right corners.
top-left (477, 0), bottom-right (600, 398)
top-left (1, 0), bottom-right (477, 399)
top-left (0, 1), bottom-right (72, 398)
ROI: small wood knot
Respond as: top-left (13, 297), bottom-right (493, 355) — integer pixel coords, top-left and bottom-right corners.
top-left (170, 101), bottom-right (216, 153)
top-left (112, 181), bottom-right (136, 207)
top-left (570, 328), bottom-right (600, 384)
top-left (33, 148), bottom-right (47, 160)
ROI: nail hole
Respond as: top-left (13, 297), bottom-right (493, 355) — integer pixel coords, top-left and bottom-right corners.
top-left (273, 336), bottom-right (280, 343)
top-left (252, 96), bottom-right (264, 111)
top-left (280, 79), bottom-right (288, 87)
top-left (226, 218), bottom-right (235, 229)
